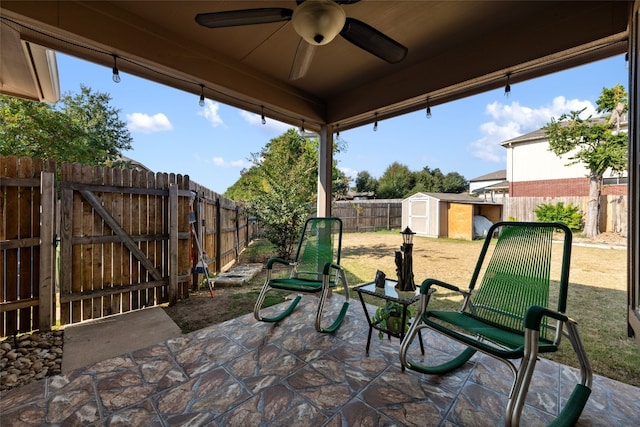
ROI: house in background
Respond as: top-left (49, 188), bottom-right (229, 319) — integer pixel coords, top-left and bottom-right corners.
top-left (469, 169), bottom-right (509, 203)
top-left (500, 120), bottom-right (627, 232)
top-left (501, 121), bottom-right (628, 198)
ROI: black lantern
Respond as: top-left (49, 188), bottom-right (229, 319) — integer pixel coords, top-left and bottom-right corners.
top-left (395, 227), bottom-right (416, 292)
top-left (401, 227), bottom-right (416, 245)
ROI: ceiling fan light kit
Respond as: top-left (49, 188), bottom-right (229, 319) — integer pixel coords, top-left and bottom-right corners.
top-left (292, 0), bottom-right (346, 45)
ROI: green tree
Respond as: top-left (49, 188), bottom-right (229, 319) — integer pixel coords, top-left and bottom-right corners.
top-left (441, 171), bottom-right (468, 193)
top-left (354, 170), bottom-right (378, 193)
top-left (411, 166), bottom-right (467, 194)
top-left (377, 162), bottom-right (415, 199)
top-left (227, 129), bottom-right (350, 257)
top-left (544, 84), bottom-right (628, 237)
top-left (251, 129), bottom-right (317, 257)
top-left (0, 85), bottom-right (132, 165)
top-left (333, 168), bottom-right (350, 200)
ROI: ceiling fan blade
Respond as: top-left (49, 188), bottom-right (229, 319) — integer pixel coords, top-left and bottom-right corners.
top-left (289, 39), bottom-right (317, 80)
top-left (195, 8), bottom-right (293, 28)
top-left (340, 17), bottom-right (408, 64)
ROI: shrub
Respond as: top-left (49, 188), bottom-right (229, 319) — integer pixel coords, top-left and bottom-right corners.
top-left (534, 202), bottom-right (583, 230)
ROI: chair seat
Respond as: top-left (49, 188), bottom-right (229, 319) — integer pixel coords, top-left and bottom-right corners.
top-left (269, 277), bottom-right (337, 293)
top-left (425, 310), bottom-right (557, 359)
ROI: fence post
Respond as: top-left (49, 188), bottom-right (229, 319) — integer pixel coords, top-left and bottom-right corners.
top-left (387, 203), bottom-right (391, 231)
top-left (245, 208), bottom-right (249, 246)
top-left (39, 171), bottom-right (56, 331)
top-left (169, 184), bottom-right (178, 305)
top-left (215, 197), bottom-right (222, 273)
top-left (235, 206), bottom-right (240, 260)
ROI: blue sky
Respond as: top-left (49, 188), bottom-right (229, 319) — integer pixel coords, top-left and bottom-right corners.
top-left (57, 53), bottom-right (628, 193)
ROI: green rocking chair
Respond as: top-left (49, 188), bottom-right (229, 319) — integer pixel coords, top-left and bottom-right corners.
top-left (253, 217), bottom-right (350, 333)
top-left (399, 221), bottom-right (592, 427)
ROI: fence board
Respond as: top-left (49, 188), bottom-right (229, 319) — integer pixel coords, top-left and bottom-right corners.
top-left (91, 166), bottom-right (103, 319)
top-left (121, 169), bottom-right (132, 312)
top-left (4, 157), bottom-right (19, 334)
top-left (39, 171), bottom-right (55, 330)
top-left (102, 167), bottom-right (114, 316)
top-left (18, 158), bottom-right (33, 332)
top-left (147, 171), bottom-right (157, 306)
top-left (111, 167), bottom-right (123, 314)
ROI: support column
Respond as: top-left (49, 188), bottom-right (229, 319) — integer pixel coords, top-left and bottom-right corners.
top-left (627, 0), bottom-right (640, 345)
top-left (317, 124), bottom-right (333, 217)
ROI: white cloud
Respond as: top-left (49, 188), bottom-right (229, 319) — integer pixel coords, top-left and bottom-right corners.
top-left (240, 110), bottom-right (292, 134)
top-left (470, 96), bottom-right (597, 163)
top-left (126, 112), bottom-right (173, 133)
top-left (198, 100), bottom-right (224, 127)
top-left (340, 167), bottom-right (358, 182)
top-left (210, 156), bottom-right (251, 169)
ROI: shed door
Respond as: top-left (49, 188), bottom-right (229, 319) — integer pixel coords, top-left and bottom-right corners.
top-left (409, 198), bottom-right (429, 235)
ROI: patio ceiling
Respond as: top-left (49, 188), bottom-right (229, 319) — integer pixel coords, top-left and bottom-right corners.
top-left (0, 1), bottom-right (632, 133)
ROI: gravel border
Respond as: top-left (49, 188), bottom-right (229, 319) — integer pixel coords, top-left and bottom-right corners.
top-left (0, 330), bottom-right (63, 392)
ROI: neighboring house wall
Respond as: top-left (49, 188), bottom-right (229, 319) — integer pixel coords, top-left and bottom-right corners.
top-left (511, 178), bottom-right (627, 197)
top-left (503, 125), bottom-right (628, 197)
top-left (469, 178), bottom-right (503, 194)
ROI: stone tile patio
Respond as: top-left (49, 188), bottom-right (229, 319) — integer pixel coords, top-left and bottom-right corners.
top-left (1, 295), bottom-right (639, 426)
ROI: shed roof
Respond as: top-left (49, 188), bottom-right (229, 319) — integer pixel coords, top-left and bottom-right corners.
top-left (405, 192), bottom-right (500, 205)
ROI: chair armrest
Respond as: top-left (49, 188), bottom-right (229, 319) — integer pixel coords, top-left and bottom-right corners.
top-left (524, 305), bottom-right (569, 331)
top-left (266, 257), bottom-right (292, 270)
top-left (420, 278), bottom-right (464, 295)
top-left (322, 262), bottom-right (342, 275)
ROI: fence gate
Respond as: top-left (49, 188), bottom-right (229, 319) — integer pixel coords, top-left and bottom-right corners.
top-left (57, 164), bottom-right (192, 325)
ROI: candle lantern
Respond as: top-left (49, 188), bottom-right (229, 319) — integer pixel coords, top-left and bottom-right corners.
top-left (395, 227), bottom-right (416, 292)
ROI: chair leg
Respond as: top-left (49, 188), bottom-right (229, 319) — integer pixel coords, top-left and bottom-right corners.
top-left (547, 321), bottom-right (592, 427)
top-left (400, 318), bottom-right (476, 375)
top-left (315, 269), bottom-right (350, 333)
top-left (254, 277), bottom-right (301, 323)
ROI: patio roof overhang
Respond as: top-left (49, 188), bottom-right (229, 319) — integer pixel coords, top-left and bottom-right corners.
top-left (0, 1), bottom-right (632, 133)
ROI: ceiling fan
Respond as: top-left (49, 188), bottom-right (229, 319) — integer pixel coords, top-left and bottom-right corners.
top-left (195, 0), bottom-right (408, 80)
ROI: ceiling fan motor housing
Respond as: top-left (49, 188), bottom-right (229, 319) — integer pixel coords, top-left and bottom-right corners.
top-left (292, 0), bottom-right (346, 45)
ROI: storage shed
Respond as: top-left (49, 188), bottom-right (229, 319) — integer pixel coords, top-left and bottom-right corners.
top-left (402, 192), bottom-right (503, 240)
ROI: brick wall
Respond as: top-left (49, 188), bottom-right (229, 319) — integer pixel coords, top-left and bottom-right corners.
top-left (510, 178), bottom-right (627, 197)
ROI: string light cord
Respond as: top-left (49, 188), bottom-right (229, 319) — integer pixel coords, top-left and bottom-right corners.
top-left (0, 15), bottom-right (318, 129)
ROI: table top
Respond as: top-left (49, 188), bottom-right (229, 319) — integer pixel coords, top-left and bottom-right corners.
top-left (354, 279), bottom-right (420, 304)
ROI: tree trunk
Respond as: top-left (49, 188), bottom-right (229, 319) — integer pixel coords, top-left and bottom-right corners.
top-left (584, 173), bottom-right (602, 237)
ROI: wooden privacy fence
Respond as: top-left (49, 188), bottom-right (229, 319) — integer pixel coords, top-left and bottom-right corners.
top-left (0, 157), bottom-right (56, 337)
top-left (503, 195), bottom-right (628, 234)
top-left (332, 200), bottom-right (402, 232)
top-left (188, 183), bottom-right (253, 289)
top-left (1, 156), bottom-right (255, 337)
